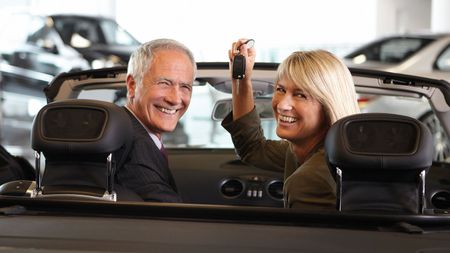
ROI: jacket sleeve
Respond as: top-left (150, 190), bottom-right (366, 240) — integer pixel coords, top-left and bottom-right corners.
top-left (221, 108), bottom-right (288, 172)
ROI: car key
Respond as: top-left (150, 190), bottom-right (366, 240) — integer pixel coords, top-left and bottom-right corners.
top-left (232, 54), bottom-right (246, 80)
top-left (232, 54), bottom-right (246, 95)
top-left (232, 39), bottom-right (254, 95)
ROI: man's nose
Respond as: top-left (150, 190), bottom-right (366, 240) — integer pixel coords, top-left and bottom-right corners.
top-left (165, 85), bottom-right (183, 105)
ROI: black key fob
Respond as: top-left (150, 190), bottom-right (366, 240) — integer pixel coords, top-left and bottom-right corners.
top-left (232, 54), bottom-right (246, 79)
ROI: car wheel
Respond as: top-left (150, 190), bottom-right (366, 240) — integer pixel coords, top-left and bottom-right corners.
top-left (419, 111), bottom-right (450, 162)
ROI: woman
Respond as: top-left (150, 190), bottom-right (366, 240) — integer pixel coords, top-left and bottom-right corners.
top-left (222, 39), bottom-right (360, 210)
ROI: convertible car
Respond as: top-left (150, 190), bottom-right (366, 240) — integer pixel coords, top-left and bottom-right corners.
top-left (0, 63), bottom-right (449, 252)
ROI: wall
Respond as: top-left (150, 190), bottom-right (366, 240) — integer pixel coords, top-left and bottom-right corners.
top-left (0, 0), bottom-right (116, 18)
top-left (431, 0), bottom-right (450, 32)
top-left (376, 0), bottom-right (431, 36)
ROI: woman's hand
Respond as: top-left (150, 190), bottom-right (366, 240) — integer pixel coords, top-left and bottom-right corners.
top-left (228, 38), bottom-right (256, 81)
top-left (228, 38), bottom-right (256, 120)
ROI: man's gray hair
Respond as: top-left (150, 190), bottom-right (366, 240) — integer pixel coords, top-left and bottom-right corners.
top-left (127, 38), bottom-right (196, 86)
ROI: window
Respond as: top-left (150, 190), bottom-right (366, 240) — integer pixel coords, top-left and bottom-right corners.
top-left (99, 20), bottom-right (139, 46)
top-left (435, 45), bottom-right (450, 71)
top-left (346, 37), bottom-right (435, 63)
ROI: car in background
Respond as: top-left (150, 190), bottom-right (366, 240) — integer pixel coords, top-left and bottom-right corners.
top-left (0, 13), bottom-right (140, 87)
top-left (50, 14), bottom-right (140, 69)
top-left (344, 34), bottom-right (450, 161)
top-left (343, 33), bottom-right (450, 80)
top-left (0, 13), bottom-right (140, 161)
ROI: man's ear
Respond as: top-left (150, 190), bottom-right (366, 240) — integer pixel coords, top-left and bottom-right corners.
top-left (126, 75), bottom-right (136, 99)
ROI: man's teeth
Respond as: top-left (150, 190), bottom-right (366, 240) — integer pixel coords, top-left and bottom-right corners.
top-left (279, 115), bottom-right (297, 123)
top-left (159, 107), bottom-right (176, 114)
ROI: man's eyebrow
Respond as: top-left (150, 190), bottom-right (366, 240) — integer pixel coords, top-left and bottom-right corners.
top-left (156, 77), bottom-right (172, 83)
top-left (157, 77), bottom-right (192, 86)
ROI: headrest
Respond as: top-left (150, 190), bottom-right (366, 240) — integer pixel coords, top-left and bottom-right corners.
top-left (325, 113), bottom-right (433, 171)
top-left (32, 99), bottom-right (132, 155)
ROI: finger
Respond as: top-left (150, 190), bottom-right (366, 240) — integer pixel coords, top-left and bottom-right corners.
top-left (239, 43), bottom-right (249, 57)
top-left (238, 38), bottom-right (249, 46)
top-left (248, 46), bottom-right (256, 60)
top-left (232, 41), bottom-right (239, 55)
top-left (233, 38), bottom-right (249, 54)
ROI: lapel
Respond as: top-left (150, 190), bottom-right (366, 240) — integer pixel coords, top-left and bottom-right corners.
top-left (123, 107), bottom-right (178, 191)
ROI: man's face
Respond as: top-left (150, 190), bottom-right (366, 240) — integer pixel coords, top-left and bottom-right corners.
top-left (127, 49), bottom-right (194, 137)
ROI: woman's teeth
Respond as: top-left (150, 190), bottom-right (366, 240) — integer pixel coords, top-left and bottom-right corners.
top-left (279, 115), bottom-right (297, 123)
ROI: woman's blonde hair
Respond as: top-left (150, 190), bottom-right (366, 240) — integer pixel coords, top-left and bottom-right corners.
top-left (276, 50), bottom-right (360, 125)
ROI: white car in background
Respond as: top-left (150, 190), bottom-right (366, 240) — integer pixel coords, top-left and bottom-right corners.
top-left (344, 33), bottom-right (450, 81)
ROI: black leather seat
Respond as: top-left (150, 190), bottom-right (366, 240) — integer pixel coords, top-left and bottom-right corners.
top-left (325, 113), bottom-right (433, 214)
top-left (27, 99), bottom-right (136, 201)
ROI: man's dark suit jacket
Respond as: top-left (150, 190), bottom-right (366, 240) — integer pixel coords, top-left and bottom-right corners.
top-left (114, 107), bottom-right (182, 202)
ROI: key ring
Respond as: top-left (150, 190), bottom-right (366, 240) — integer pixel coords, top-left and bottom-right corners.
top-left (235, 39), bottom-right (255, 54)
top-left (243, 39), bottom-right (255, 49)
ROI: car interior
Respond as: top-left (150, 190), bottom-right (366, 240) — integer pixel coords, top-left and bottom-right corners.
top-left (0, 64), bottom-right (449, 212)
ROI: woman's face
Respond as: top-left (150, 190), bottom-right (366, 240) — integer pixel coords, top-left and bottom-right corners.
top-left (272, 77), bottom-right (328, 145)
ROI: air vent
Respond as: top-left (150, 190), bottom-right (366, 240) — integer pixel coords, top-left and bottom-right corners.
top-left (220, 179), bottom-right (244, 198)
top-left (267, 180), bottom-right (283, 200)
top-left (431, 191), bottom-right (450, 209)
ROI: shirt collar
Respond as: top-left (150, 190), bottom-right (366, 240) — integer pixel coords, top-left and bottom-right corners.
top-left (124, 105), bottom-right (162, 149)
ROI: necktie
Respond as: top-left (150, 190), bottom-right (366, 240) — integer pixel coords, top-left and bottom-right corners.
top-left (160, 144), bottom-right (169, 163)
top-left (160, 143), bottom-right (177, 190)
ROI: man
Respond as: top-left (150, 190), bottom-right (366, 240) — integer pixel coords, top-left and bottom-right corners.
top-left (116, 39), bottom-right (196, 202)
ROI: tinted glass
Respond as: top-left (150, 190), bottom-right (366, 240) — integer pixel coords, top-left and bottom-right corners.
top-left (43, 108), bottom-right (106, 140)
top-left (53, 18), bottom-right (103, 47)
top-left (99, 20), bottom-right (139, 46)
top-left (346, 120), bottom-right (418, 154)
top-left (435, 45), bottom-right (450, 71)
top-left (345, 37), bottom-right (435, 63)
top-left (53, 17), bottom-right (139, 47)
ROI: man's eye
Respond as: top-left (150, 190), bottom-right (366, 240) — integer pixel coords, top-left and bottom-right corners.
top-left (157, 81), bottom-right (170, 86)
top-left (182, 84), bottom-right (192, 91)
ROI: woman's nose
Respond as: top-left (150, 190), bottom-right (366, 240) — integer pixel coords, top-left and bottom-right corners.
top-left (277, 95), bottom-right (293, 111)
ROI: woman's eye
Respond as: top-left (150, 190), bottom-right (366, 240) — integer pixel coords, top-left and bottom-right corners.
top-left (276, 87), bottom-right (285, 93)
top-left (295, 93), bottom-right (307, 99)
